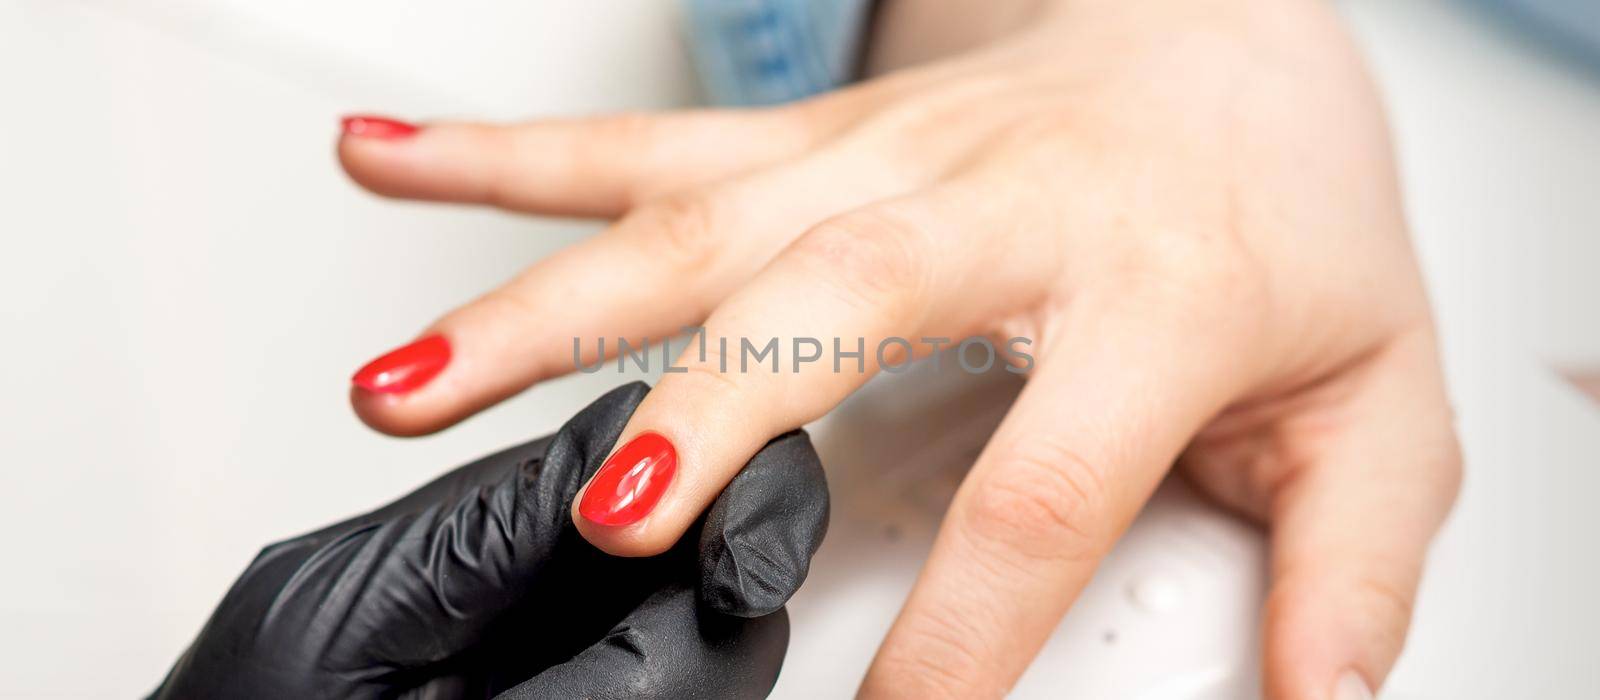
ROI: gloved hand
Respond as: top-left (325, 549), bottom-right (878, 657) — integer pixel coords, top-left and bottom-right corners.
top-left (151, 381), bottom-right (828, 699)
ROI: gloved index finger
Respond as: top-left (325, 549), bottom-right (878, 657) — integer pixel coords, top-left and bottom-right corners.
top-left (306, 382), bottom-right (652, 669)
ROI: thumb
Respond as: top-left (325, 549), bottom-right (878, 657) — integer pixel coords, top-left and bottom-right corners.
top-left (340, 382), bottom-right (650, 666)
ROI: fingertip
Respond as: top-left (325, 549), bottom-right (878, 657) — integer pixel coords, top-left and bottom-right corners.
top-left (570, 429), bottom-right (688, 557)
top-left (348, 385), bottom-right (450, 437)
top-left (351, 334), bottom-right (451, 394)
top-left (335, 114), bottom-right (467, 204)
top-left (346, 333), bottom-right (461, 436)
top-left (336, 130), bottom-right (427, 201)
top-left (570, 510), bottom-right (680, 558)
top-left (1262, 572), bottom-right (1400, 700)
top-left (341, 114), bottom-right (420, 140)
top-left (1333, 670), bottom-right (1375, 700)
top-left (1263, 580), bottom-right (1335, 699)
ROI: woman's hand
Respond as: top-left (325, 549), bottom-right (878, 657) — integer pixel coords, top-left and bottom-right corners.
top-left (337, 0), bottom-right (1460, 697)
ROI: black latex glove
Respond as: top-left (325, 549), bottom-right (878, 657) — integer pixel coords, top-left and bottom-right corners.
top-left (151, 382), bottom-right (828, 699)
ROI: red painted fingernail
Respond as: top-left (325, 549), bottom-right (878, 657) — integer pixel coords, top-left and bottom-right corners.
top-left (579, 432), bottom-right (678, 527)
top-left (341, 114), bottom-right (419, 140)
top-left (352, 335), bottom-right (451, 394)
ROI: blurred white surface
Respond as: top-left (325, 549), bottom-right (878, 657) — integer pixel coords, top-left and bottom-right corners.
top-left (0, 0), bottom-right (1597, 696)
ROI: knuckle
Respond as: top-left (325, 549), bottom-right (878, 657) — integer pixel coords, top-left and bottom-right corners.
top-left (657, 360), bottom-right (787, 450)
top-left (459, 288), bottom-right (558, 382)
top-left (873, 610), bottom-right (992, 699)
top-left (976, 112), bottom-right (1088, 167)
top-left (756, 101), bottom-right (833, 150)
top-left (1100, 230), bottom-right (1273, 342)
top-left (476, 284), bottom-right (546, 329)
top-left (1266, 569), bottom-right (1416, 658)
top-left (680, 360), bottom-right (750, 402)
top-left (473, 126), bottom-right (525, 209)
top-left (1429, 431), bottom-right (1465, 501)
top-left (625, 192), bottom-right (727, 272)
top-left (1156, 231), bottom-right (1264, 300)
top-left (995, 112), bottom-right (1081, 146)
top-left (843, 75), bottom-right (1013, 142)
top-left (963, 439), bottom-right (1109, 564)
top-left (871, 656), bottom-right (972, 700)
top-left (788, 209), bottom-right (931, 316)
top-left (666, 351), bottom-right (786, 423)
top-left (588, 112), bottom-right (661, 148)
top-left (1351, 574), bottom-right (1416, 630)
top-left (563, 113), bottom-right (663, 198)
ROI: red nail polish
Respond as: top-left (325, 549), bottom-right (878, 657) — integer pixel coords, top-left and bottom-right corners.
top-left (352, 335), bottom-right (450, 394)
top-left (579, 432), bottom-right (678, 527)
top-left (341, 115), bottom-right (419, 139)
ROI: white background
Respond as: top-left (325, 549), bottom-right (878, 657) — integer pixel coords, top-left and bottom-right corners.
top-left (1, 0), bottom-right (1597, 696)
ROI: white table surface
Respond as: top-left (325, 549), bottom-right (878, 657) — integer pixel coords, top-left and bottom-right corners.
top-left (1, 0), bottom-right (1596, 696)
